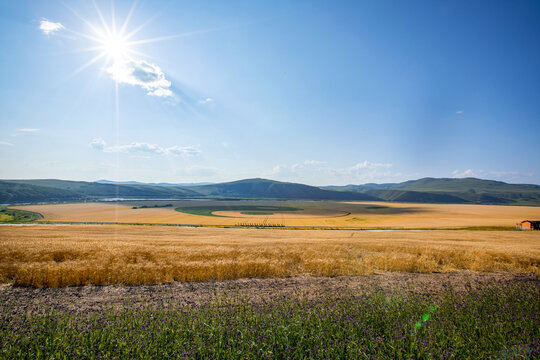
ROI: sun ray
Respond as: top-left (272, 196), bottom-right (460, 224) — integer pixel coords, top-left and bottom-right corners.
top-left (110, 1), bottom-right (117, 35)
top-left (119, 0), bottom-right (138, 36)
top-left (124, 48), bottom-right (161, 62)
top-left (64, 28), bottom-right (103, 44)
top-left (60, 0), bottom-right (232, 87)
top-left (92, 0), bottom-right (112, 36)
top-left (123, 13), bottom-right (159, 41)
top-left (63, 45), bottom-right (110, 54)
top-left (66, 52), bottom-right (108, 79)
top-left (62, 2), bottom-right (108, 40)
top-left (127, 26), bottom-right (228, 46)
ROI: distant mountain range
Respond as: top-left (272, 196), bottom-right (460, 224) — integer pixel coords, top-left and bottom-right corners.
top-left (322, 177), bottom-right (540, 205)
top-left (1, 177), bottom-right (539, 205)
top-left (0, 178), bottom-right (376, 204)
top-left (186, 179), bottom-right (378, 201)
top-left (96, 180), bottom-right (215, 187)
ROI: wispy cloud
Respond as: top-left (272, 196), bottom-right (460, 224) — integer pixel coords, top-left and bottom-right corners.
top-left (0, 141), bottom-right (14, 146)
top-left (452, 169), bottom-right (530, 182)
top-left (198, 98), bottom-right (213, 104)
top-left (164, 145), bottom-right (201, 156)
top-left (18, 128), bottom-right (40, 132)
top-left (452, 169), bottom-right (476, 177)
top-left (325, 161), bottom-right (392, 177)
top-left (304, 160), bottom-right (327, 165)
top-left (456, 110), bottom-right (463, 114)
top-left (270, 160), bottom-right (397, 184)
top-left (89, 138), bottom-right (106, 151)
top-left (105, 60), bottom-right (173, 98)
top-left (40, 19), bottom-right (64, 35)
top-left (90, 138), bottom-right (200, 156)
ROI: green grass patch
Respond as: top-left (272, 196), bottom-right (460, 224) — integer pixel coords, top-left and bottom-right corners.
top-left (175, 205), bottom-right (303, 217)
top-left (0, 281), bottom-right (538, 359)
top-left (0, 207), bottom-right (39, 222)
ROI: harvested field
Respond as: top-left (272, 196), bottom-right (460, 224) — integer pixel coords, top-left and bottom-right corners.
top-left (12, 200), bottom-right (540, 227)
top-left (0, 225), bottom-right (538, 287)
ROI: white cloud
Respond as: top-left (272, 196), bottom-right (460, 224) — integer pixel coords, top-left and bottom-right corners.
top-left (18, 128), bottom-right (40, 132)
top-left (329, 161), bottom-right (392, 176)
top-left (40, 19), bottom-right (64, 35)
top-left (115, 142), bottom-right (164, 154)
top-left (270, 164), bottom-right (296, 176)
top-left (456, 110), bottom-right (463, 114)
top-left (198, 98), bottom-right (213, 104)
top-left (271, 160), bottom-right (327, 175)
top-left (90, 138), bottom-right (200, 156)
top-left (105, 59), bottom-right (173, 98)
top-left (0, 141), bottom-right (14, 146)
top-left (89, 138), bottom-right (106, 150)
top-left (304, 160), bottom-right (327, 165)
top-left (269, 160), bottom-right (397, 185)
top-left (166, 145), bottom-right (201, 157)
top-left (452, 169), bottom-right (476, 177)
top-left (452, 169), bottom-right (527, 182)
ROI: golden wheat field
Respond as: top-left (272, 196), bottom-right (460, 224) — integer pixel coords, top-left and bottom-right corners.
top-left (12, 200), bottom-right (540, 227)
top-left (0, 225), bottom-right (538, 287)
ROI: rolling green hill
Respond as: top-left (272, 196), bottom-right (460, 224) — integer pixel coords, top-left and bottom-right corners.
top-left (2, 177), bottom-right (539, 205)
top-left (323, 177), bottom-right (540, 205)
top-left (0, 179), bottom-right (200, 204)
top-left (0, 181), bottom-right (85, 204)
top-left (391, 177), bottom-right (540, 193)
top-left (4, 179), bottom-right (201, 198)
top-left (363, 189), bottom-right (470, 203)
top-left (189, 178), bottom-right (379, 201)
top-left (0, 178), bottom-right (379, 204)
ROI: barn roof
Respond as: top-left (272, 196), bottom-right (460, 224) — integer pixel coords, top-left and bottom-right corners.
top-left (521, 220), bottom-right (540, 224)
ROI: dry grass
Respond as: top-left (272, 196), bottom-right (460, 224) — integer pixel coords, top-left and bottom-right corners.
top-left (0, 225), bottom-right (538, 287)
top-left (12, 201), bottom-right (540, 228)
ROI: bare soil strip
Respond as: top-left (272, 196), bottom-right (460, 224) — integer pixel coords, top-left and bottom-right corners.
top-left (1, 272), bottom-right (537, 313)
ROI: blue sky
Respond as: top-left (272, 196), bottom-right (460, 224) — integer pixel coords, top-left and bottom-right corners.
top-left (0, 0), bottom-right (539, 185)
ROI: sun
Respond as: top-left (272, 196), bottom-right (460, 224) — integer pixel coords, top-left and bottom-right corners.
top-left (64, 1), bottom-right (144, 74)
top-left (64, 1), bottom-right (220, 79)
top-left (100, 33), bottom-right (130, 61)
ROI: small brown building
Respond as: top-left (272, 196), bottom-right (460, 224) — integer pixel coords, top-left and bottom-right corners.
top-left (520, 220), bottom-right (540, 230)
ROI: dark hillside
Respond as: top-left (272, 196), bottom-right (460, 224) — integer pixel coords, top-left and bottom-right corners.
top-left (391, 177), bottom-right (540, 193)
top-left (190, 178), bottom-right (380, 200)
top-left (0, 181), bottom-right (84, 204)
top-left (364, 190), bottom-right (470, 204)
top-left (323, 177), bottom-right (540, 205)
top-left (1, 179), bottom-right (200, 202)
